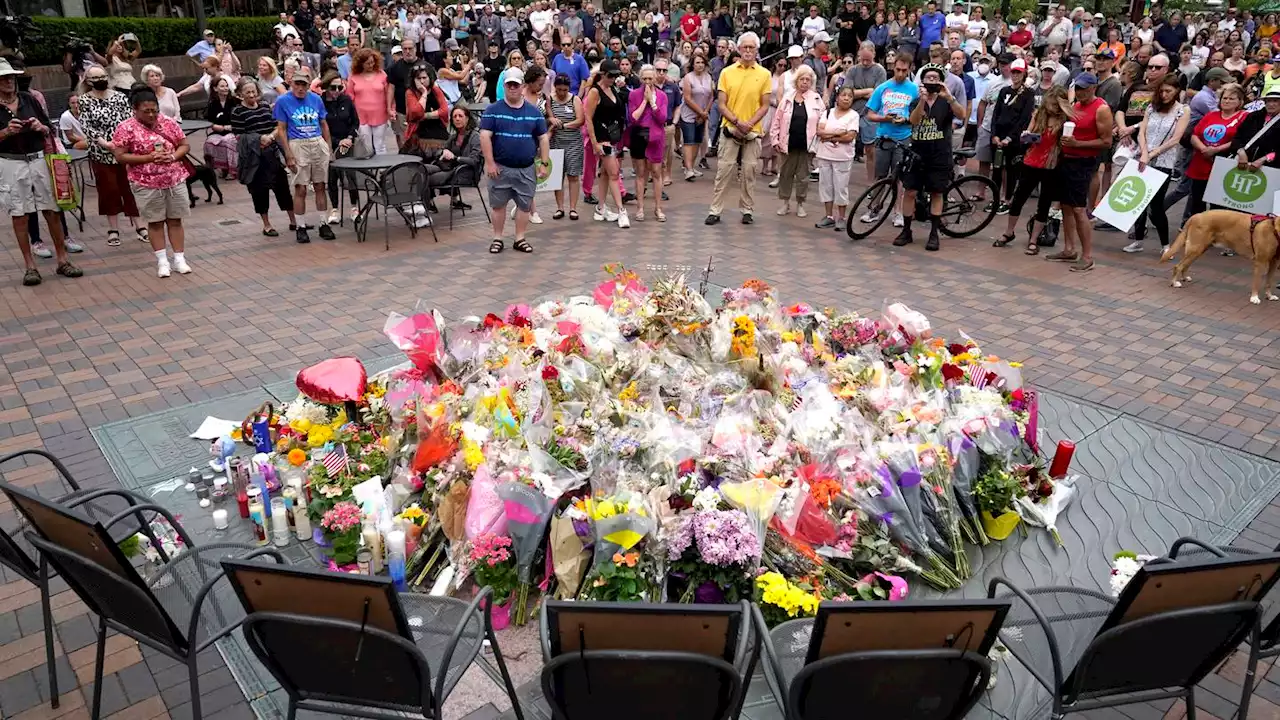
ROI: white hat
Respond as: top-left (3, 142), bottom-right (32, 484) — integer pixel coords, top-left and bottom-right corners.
top-left (787, 45), bottom-right (803, 58)
top-left (812, 31), bottom-right (831, 44)
top-left (0, 58), bottom-right (22, 77)
top-left (505, 67), bottom-right (526, 84)
top-left (391, 45), bottom-right (403, 54)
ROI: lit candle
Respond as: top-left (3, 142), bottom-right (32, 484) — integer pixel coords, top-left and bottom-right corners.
top-left (212, 509), bottom-right (229, 530)
top-left (362, 521), bottom-right (384, 574)
top-left (247, 486), bottom-right (268, 546)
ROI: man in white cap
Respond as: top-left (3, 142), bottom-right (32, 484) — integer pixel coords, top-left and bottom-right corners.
top-left (0, 58), bottom-right (83, 286)
top-left (480, 68), bottom-right (550, 254)
top-left (187, 29), bottom-right (217, 67)
top-left (805, 31), bottom-right (830, 92)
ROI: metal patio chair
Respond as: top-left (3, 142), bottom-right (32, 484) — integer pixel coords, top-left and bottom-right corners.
top-left (0, 450), bottom-right (173, 710)
top-left (358, 158), bottom-right (437, 249)
top-left (538, 600), bottom-right (758, 720)
top-left (752, 599), bottom-right (1005, 720)
top-left (433, 164), bottom-right (490, 231)
top-left (988, 539), bottom-right (1280, 720)
top-left (0, 481), bottom-right (286, 720)
top-left (221, 559), bottom-right (524, 720)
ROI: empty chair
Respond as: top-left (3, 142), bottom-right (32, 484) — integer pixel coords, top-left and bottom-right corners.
top-left (753, 599), bottom-right (1007, 720)
top-left (989, 538), bottom-right (1280, 719)
top-left (539, 600), bottom-right (758, 720)
top-left (433, 164), bottom-right (490, 231)
top-left (359, 158), bottom-right (437, 249)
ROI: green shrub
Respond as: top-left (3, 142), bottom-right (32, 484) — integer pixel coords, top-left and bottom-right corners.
top-left (26, 17), bottom-right (277, 65)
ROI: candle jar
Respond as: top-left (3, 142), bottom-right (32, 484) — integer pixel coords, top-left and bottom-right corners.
top-left (357, 549), bottom-right (373, 575)
top-left (281, 486), bottom-right (299, 534)
top-left (196, 486), bottom-right (211, 508)
top-left (247, 486), bottom-right (268, 546)
top-left (212, 508), bottom-right (229, 530)
top-left (212, 476), bottom-right (228, 505)
top-left (233, 465), bottom-right (250, 519)
top-left (362, 521), bottom-right (384, 574)
top-left (271, 498), bottom-right (290, 547)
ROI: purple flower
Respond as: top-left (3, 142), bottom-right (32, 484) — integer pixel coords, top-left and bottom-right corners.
top-left (694, 580), bottom-right (726, 604)
top-left (693, 509), bottom-right (760, 567)
top-left (666, 514), bottom-right (696, 561)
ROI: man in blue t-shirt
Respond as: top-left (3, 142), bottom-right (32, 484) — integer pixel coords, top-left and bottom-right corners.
top-left (274, 65), bottom-right (333, 244)
top-left (480, 68), bottom-right (550, 255)
top-left (861, 55), bottom-right (920, 229)
top-left (918, 1), bottom-right (946, 63)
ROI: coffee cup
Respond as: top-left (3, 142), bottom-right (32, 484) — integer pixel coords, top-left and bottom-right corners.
top-left (1063, 121), bottom-right (1076, 138)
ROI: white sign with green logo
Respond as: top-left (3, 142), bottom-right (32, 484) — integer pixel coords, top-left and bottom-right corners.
top-left (1203, 157), bottom-right (1280, 214)
top-left (1091, 163), bottom-right (1170, 233)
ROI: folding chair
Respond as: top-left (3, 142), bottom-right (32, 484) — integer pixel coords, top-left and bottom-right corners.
top-left (0, 481), bottom-right (286, 720)
top-left (988, 540), bottom-right (1280, 719)
top-left (358, 158), bottom-right (437, 249)
top-left (221, 559), bottom-right (524, 720)
top-left (434, 165), bottom-right (490, 231)
top-left (539, 600), bottom-right (757, 720)
top-left (0, 450), bottom-right (173, 710)
top-left (753, 599), bottom-right (1007, 720)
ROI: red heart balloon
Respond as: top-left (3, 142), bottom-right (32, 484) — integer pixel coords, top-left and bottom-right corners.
top-left (296, 357), bottom-right (368, 404)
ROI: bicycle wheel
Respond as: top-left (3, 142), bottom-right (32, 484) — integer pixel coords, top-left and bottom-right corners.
top-left (846, 178), bottom-right (898, 240)
top-left (939, 175), bottom-right (998, 238)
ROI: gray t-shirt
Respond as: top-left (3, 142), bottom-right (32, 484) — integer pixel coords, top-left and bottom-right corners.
top-left (979, 74), bottom-right (1009, 132)
top-left (844, 62), bottom-right (887, 116)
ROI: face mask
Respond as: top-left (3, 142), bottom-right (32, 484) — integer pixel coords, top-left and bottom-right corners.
top-left (91, 79), bottom-right (109, 90)
top-left (977, 63), bottom-right (990, 75)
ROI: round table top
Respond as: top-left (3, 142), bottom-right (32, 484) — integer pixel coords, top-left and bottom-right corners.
top-left (181, 119), bottom-right (212, 135)
top-left (330, 154), bottom-right (423, 172)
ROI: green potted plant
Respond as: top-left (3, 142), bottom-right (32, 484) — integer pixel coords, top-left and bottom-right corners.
top-left (974, 466), bottom-right (1024, 540)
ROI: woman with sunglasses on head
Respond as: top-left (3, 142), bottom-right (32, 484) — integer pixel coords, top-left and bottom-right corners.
top-left (321, 72), bottom-right (362, 226)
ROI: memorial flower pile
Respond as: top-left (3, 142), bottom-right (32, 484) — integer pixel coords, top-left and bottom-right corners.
top-left (269, 266), bottom-right (1069, 623)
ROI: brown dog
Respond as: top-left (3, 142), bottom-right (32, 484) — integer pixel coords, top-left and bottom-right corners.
top-left (1160, 210), bottom-right (1280, 305)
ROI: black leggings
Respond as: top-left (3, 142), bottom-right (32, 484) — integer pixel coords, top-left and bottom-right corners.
top-left (1007, 165), bottom-right (1055, 223)
top-left (1186, 178), bottom-right (1210, 218)
top-left (1133, 179), bottom-right (1172, 246)
top-left (26, 212), bottom-right (69, 244)
top-left (249, 170), bottom-right (294, 215)
top-left (327, 166), bottom-right (361, 208)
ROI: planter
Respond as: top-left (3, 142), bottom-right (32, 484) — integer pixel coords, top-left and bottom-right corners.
top-left (981, 510), bottom-right (1021, 540)
top-left (312, 527), bottom-right (332, 547)
top-left (479, 596), bottom-right (512, 631)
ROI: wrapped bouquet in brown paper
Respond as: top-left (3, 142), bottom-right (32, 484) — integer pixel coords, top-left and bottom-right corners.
top-left (550, 514), bottom-right (590, 599)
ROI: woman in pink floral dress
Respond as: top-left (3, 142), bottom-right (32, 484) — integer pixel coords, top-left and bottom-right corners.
top-left (111, 87), bottom-right (194, 279)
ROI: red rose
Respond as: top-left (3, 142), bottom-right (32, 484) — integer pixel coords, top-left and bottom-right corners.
top-left (941, 363), bottom-right (965, 383)
top-left (542, 365), bottom-right (559, 381)
top-left (1011, 388), bottom-right (1025, 402)
top-left (482, 313), bottom-right (504, 329)
top-left (947, 343), bottom-right (969, 356)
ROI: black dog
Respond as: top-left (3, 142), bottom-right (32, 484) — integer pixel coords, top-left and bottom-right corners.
top-left (186, 164), bottom-right (223, 207)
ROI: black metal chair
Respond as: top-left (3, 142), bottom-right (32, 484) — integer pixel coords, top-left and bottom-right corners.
top-left (0, 481), bottom-right (286, 720)
top-left (538, 600), bottom-right (758, 720)
top-left (358, 158), bottom-right (438, 249)
top-left (0, 450), bottom-right (173, 710)
top-left (752, 600), bottom-right (1004, 720)
top-left (434, 164), bottom-right (490, 231)
top-left (988, 540), bottom-right (1280, 720)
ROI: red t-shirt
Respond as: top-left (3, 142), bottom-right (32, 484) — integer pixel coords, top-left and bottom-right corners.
top-left (680, 13), bottom-right (701, 40)
top-left (1009, 29), bottom-right (1032, 47)
top-left (1186, 109), bottom-right (1247, 180)
top-left (1023, 128), bottom-right (1060, 168)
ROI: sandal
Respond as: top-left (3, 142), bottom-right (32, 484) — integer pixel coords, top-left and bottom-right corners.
top-left (262, 228), bottom-right (279, 237)
top-left (136, 227), bottom-right (148, 242)
top-left (569, 210), bottom-right (580, 221)
top-left (655, 210), bottom-right (666, 222)
top-left (513, 238), bottom-right (533, 253)
top-left (1025, 243), bottom-right (1039, 256)
top-left (635, 210), bottom-right (645, 222)
top-left (1044, 250), bottom-right (1078, 262)
top-left (106, 230), bottom-right (121, 247)
top-left (552, 209), bottom-right (565, 220)
top-left (56, 261), bottom-right (83, 278)
top-left (489, 239), bottom-right (504, 254)
top-left (22, 268), bottom-right (41, 287)
top-left (993, 232), bottom-right (1016, 247)
top-left (1069, 258), bottom-right (1095, 272)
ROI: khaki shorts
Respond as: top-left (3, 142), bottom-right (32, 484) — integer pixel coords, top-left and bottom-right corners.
top-left (0, 154), bottom-right (56, 217)
top-left (132, 183), bottom-right (190, 223)
top-left (289, 136), bottom-right (331, 186)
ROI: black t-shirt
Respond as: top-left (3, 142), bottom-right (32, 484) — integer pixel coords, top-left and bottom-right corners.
top-left (837, 11), bottom-right (858, 52)
top-left (910, 96), bottom-right (955, 165)
top-left (1118, 83), bottom-right (1154, 127)
top-left (387, 58), bottom-right (416, 114)
top-left (788, 102), bottom-right (809, 153)
top-left (482, 53), bottom-right (506, 95)
top-left (0, 91), bottom-right (52, 156)
top-left (852, 15), bottom-right (874, 45)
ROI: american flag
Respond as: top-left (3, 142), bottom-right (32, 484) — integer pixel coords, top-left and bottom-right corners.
top-left (322, 445), bottom-right (350, 478)
top-left (971, 367), bottom-right (996, 390)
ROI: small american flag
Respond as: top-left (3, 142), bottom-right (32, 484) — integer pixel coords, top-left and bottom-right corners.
top-left (322, 445), bottom-right (350, 478)
top-left (971, 367), bottom-right (996, 390)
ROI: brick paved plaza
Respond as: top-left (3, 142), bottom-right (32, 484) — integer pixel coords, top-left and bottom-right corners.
top-left (1, 154), bottom-right (1280, 720)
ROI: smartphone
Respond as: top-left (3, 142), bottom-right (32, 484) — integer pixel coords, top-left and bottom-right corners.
top-left (923, 82), bottom-right (943, 94)
top-left (1021, 132), bottom-right (1042, 144)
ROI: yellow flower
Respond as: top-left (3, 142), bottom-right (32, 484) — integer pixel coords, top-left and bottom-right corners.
top-left (287, 448), bottom-right (307, 466)
top-left (307, 425), bottom-right (333, 448)
top-left (461, 438), bottom-right (485, 471)
top-left (618, 382), bottom-right (639, 404)
top-left (289, 418), bottom-right (313, 434)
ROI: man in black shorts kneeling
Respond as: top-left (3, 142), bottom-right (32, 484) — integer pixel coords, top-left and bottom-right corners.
top-left (895, 63), bottom-right (967, 252)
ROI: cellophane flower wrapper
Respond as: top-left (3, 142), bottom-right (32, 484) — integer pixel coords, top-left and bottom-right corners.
top-left (496, 481), bottom-right (559, 623)
top-left (464, 464), bottom-right (508, 540)
top-left (946, 431), bottom-right (988, 544)
top-left (1015, 475), bottom-right (1077, 546)
top-left (882, 441), bottom-right (949, 559)
top-left (853, 458), bottom-right (961, 590)
top-left (589, 492), bottom-right (656, 569)
top-left (719, 477), bottom-right (783, 559)
top-left (881, 301), bottom-right (932, 340)
top-left (384, 310), bottom-right (446, 382)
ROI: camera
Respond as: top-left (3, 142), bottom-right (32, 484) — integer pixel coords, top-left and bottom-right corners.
top-left (64, 31), bottom-right (93, 54)
top-left (0, 15), bottom-right (41, 58)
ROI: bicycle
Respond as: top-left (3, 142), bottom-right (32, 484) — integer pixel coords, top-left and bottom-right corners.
top-left (846, 137), bottom-right (998, 241)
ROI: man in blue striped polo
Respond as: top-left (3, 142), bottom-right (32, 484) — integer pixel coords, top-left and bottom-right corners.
top-left (480, 67), bottom-right (550, 255)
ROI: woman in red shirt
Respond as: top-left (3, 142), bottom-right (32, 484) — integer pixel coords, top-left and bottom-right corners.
top-left (1186, 82), bottom-right (1247, 218)
top-left (997, 85), bottom-right (1071, 255)
top-left (1008, 19), bottom-right (1033, 49)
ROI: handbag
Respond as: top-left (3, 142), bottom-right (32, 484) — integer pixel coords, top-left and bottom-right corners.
top-left (43, 135), bottom-right (78, 212)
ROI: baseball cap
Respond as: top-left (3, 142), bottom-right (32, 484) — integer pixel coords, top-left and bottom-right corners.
top-left (1040, 60), bottom-right (1058, 71)
top-left (1016, 18), bottom-right (1026, 24)
top-left (1094, 47), bottom-right (1116, 59)
top-left (1073, 72), bottom-right (1098, 88)
top-left (1093, 12), bottom-right (1104, 19)
top-left (444, 37), bottom-right (459, 49)
top-left (997, 52), bottom-right (1015, 64)
top-left (812, 31), bottom-right (832, 44)
top-left (391, 45), bottom-right (403, 54)
top-left (504, 67), bottom-right (525, 84)
top-left (1009, 58), bottom-right (1027, 73)
top-left (657, 40), bottom-right (672, 53)
top-left (1204, 67), bottom-right (1231, 83)
top-left (204, 29), bottom-right (215, 36)
top-left (599, 59), bottom-right (621, 76)
top-left (787, 45), bottom-right (803, 58)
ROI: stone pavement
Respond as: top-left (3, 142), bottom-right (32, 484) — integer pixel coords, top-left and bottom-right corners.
top-left (0, 151), bottom-right (1279, 720)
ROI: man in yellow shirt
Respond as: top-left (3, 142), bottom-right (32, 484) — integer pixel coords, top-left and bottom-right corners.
top-left (706, 31), bottom-right (773, 225)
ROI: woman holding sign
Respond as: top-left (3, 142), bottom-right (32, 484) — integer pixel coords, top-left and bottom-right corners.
top-left (1124, 75), bottom-right (1188, 255)
top-left (1185, 83), bottom-right (1247, 219)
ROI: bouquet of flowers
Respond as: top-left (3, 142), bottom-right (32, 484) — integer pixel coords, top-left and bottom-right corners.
top-left (319, 501), bottom-right (363, 566)
top-left (667, 508), bottom-right (761, 603)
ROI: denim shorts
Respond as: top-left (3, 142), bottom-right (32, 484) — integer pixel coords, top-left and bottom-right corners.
top-left (680, 120), bottom-right (706, 145)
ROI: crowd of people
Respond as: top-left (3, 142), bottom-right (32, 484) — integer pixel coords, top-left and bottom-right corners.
top-left (4, 0), bottom-right (1280, 279)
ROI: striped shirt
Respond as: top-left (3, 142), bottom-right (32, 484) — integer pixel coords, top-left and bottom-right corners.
top-left (479, 98), bottom-right (547, 169)
top-left (230, 102), bottom-right (277, 137)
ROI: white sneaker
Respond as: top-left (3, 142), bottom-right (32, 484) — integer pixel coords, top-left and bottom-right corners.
top-left (892, 212), bottom-right (905, 228)
top-left (530, 212), bottom-right (544, 224)
top-left (1122, 240), bottom-right (1145, 253)
top-left (617, 210), bottom-right (631, 228)
top-left (156, 259), bottom-right (171, 278)
top-left (693, 168), bottom-right (704, 177)
top-left (349, 208), bottom-right (361, 222)
top-left (768, 178), bottom-right (780, 188)
top-left (684, 169), bottom-right (696, 181)
top-left (859, 211), bottom-right (876, 223)
top-left (326, 209), bottom-right (340, 225)
top-left (796, 204), bottom-right (807, 218)
top-left (776, 203), bottom-right (790, 216)
top-left (173, 257), bottom-right (192, 275)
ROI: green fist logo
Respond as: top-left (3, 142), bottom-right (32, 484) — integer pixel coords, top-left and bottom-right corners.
top-left (1107, 176), bottom-right (1147, 213)
top-left (1223, 168), bottom-right (1267, 204)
